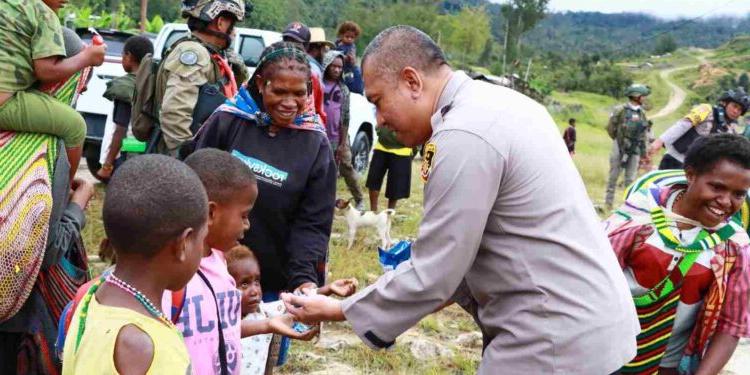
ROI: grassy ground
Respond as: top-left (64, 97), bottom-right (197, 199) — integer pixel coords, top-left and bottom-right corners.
top-left (548, 90), bottom-right (617, 204)
top-left (279, 161), bottom-right (483, 374)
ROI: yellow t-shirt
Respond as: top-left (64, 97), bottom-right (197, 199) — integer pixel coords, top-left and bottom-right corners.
top-left (62, 296), bottom-right (191, 375)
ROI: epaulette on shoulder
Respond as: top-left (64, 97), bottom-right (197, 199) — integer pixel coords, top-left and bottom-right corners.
top-left (685, 103), bottom-right (712, 126)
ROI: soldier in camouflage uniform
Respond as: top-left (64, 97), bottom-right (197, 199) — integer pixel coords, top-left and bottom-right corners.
top-left (605, 84), bottom-right (651, 209)
top-left (0, 0), bottom-right (106, 181)
top-left (155, 0), bottom-right (248, 156)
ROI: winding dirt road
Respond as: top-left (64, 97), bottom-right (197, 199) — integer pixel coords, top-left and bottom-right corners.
top-left (650, 66), bottom-right (691, 120)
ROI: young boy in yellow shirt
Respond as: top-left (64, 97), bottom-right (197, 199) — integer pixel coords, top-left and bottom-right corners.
top-left (62, 155), bottom-right (208, 374)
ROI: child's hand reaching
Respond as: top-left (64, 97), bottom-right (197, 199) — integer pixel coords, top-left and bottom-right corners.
top-left (327, 278), bottom-right (358, 297)
top-left (268, 314), bottom-right (319, 341)
top-left (241, 313), bottom-right (320, 340)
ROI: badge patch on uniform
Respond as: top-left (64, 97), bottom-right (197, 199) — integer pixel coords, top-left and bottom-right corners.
top-left (179, 51), bottom-right (199, 66)
top-left (421, 143), bottom-right (436, 182)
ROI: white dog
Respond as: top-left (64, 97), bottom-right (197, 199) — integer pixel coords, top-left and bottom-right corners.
top-left (335, 199), bottom-right (395, 250)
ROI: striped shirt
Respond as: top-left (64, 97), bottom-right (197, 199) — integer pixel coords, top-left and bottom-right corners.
top-left (607, 186), bottom-right (750, 367)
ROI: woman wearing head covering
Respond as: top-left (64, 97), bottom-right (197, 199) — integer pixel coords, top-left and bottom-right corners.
top-left (195, 40), bottom-right (336, 301)
top-left (194, 42), bottom-right (336, 365)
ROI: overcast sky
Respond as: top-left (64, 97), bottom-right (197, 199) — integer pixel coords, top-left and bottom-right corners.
top-left (492, 0), bottom-right (750, 19)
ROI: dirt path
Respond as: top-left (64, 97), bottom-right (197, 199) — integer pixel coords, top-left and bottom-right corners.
top-left (650, 66), bottom-right (690, 120)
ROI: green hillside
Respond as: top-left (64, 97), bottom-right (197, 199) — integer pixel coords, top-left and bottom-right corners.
top-left (545, 39), bottom-right (750, 209)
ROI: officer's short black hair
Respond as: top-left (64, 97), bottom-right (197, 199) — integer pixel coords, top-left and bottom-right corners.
top-left (362, 25), bottom-right (448, 79)
top-left (684, 134), bottom-right (750, 175)
top-left (569, 118), bottom-right (576, 125)
top-left (103, 155), bottom-right (208, 258)
top-left (123, 36), bottom-right (154, 64)
top-left (183, 148), bottom-right (257, 204)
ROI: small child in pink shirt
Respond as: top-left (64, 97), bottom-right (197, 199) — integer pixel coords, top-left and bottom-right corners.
top-left (162, 149), bottom-right (258, 374)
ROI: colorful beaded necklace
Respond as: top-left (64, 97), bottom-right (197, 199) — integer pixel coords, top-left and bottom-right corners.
top-left (74, 273), bottom-right (177, 351)
top-left (105, 273), bottom-right (176, 329)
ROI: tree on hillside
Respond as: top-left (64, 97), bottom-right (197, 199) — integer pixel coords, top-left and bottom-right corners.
top-left (653, 34), bottom-right (677, 55)
top-left (242, 0), bottom-right (287, 31)
top-left (440, 7), bottom-right (491, 65)
top-left (141, 0), bottom-right (179, 21)
top-left (500, 0), bottom-right (549, 74)
top-left (342, 0), bottom-right (442, 51)
top-left (479, 38), bottom-right (495, 66)
top-left (140, 0), bottom-right (147, 32)
top-left (739, 72), bottom-right (750, 92)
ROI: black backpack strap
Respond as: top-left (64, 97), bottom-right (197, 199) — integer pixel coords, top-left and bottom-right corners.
top-left (711, 105), bottom-right (729, 133)
top-left (196, 270), bottom-right (229, 375)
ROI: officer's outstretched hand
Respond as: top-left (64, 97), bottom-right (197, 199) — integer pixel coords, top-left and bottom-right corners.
top-left (281, 293), bottom-right (345, 325)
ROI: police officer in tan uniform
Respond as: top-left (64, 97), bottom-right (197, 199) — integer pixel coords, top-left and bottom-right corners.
top-left (282, 26), bottom-right (638, 374)
top-left (648, 89), bottom-right (750, 170)
top-left (155, 0), bottom-right (248, 155)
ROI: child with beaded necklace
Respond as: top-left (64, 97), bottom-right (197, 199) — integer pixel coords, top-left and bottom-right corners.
top-left (62, 154), bottom-right (209, 374)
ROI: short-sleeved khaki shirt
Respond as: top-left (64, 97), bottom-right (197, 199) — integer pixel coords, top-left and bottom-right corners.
top-left (0, 0), bottom-right (65, 93)
top-left (342, 72), bottom-right (639, 374)
top-left (156, 40), bottom-right (216, 151)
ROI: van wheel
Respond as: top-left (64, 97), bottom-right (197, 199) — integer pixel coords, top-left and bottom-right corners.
top-left (351, 131), bottom-right (371, 174)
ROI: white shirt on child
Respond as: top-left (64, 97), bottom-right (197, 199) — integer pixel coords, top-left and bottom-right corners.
top-left (241, 311), bottom-right (272, 375)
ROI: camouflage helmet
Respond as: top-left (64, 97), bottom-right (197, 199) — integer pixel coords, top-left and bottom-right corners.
top-left (718, 88), bottom-right (750, 115)
top-left (181, 0), bottom-right (248, 22)
top-left (624, 84), bottom-right (650, 98)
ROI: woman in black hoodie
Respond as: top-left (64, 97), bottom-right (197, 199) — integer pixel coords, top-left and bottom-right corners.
top-left (195, 42), bottom-right (336, 301)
